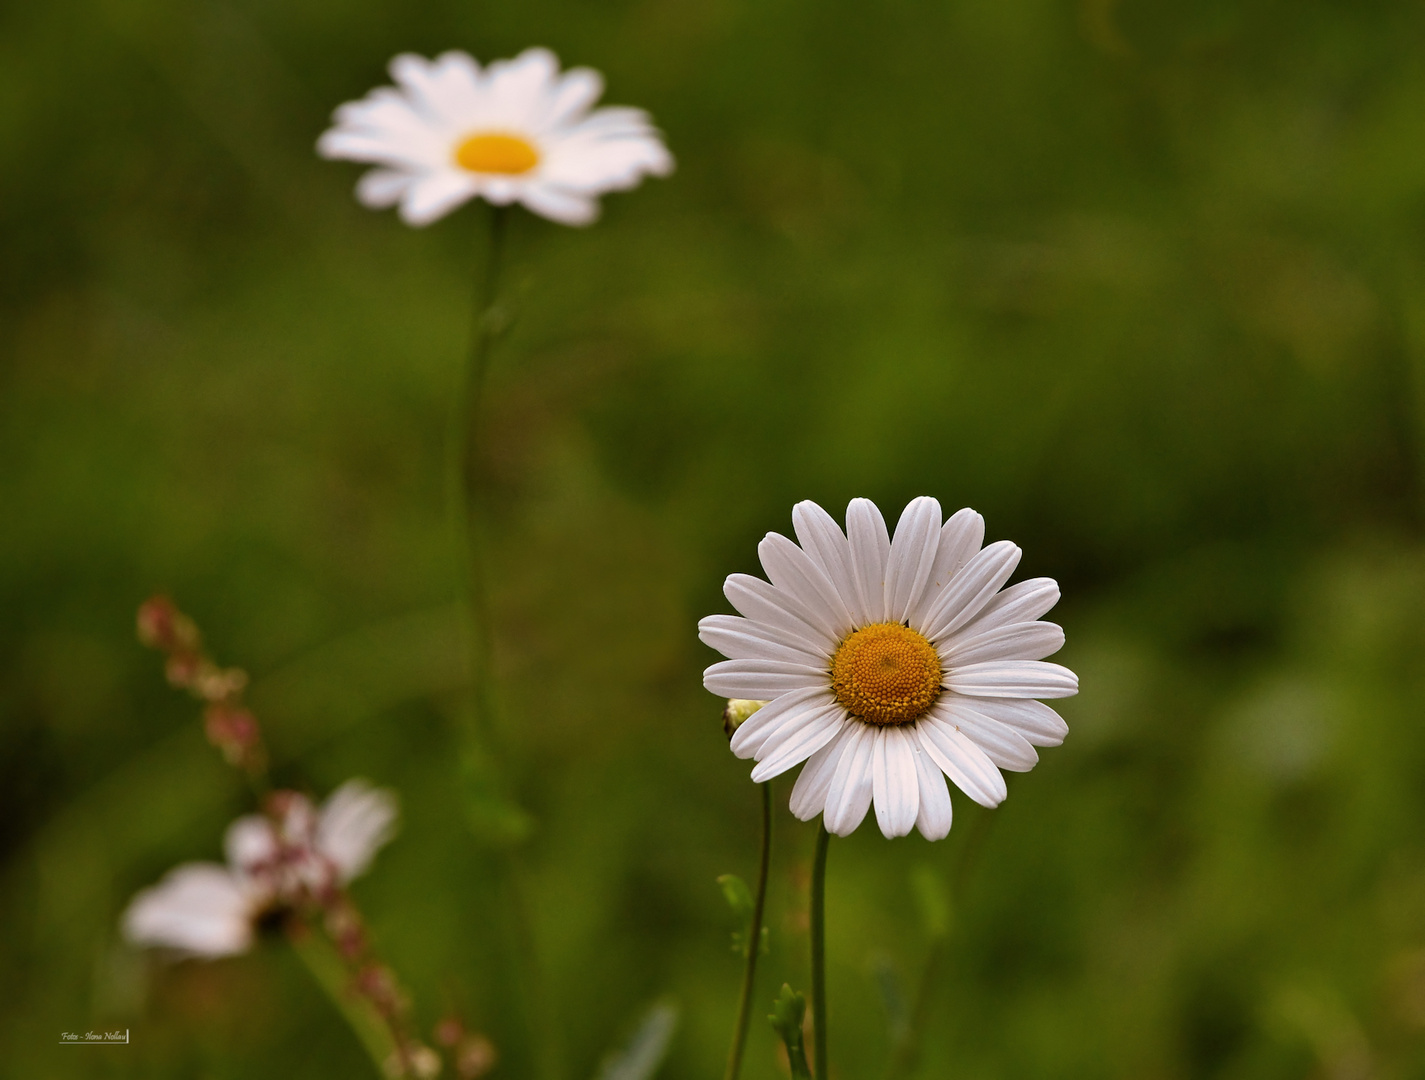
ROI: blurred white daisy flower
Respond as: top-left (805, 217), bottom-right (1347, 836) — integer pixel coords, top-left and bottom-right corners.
top-left (317, 48), bottom-right (674, 227)
top-left (699, 498), bottom-right (1077, 841)
top-left (122, 780), bottom-right (399, 957)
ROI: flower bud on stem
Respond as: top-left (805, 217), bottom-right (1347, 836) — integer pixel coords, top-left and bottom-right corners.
top-left (136, 596), bottom-right (266, 781)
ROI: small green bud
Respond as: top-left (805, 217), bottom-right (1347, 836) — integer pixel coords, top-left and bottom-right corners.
top-left (768, 985), bottom-right (812, 1080)
top-left (717, 874), bottom-right (754, 919)
top-left (722, 699), bottom-right (769, 739)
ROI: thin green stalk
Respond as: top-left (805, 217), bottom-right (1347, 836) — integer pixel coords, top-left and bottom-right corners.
top-left (810, 823), bottom-right (831, 1080)
top-left (289, 928), bottom-right (396, 1078)
top-left (449, 202), bottom-right (510, 737)
top-left (724, 782), bottom-right (773, 1080)
top-left (445, 205), bottom-right (560, 1080)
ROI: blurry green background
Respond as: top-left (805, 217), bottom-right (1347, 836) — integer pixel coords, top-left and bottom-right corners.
top-left (7, 0), bottom-right (1425, 1077)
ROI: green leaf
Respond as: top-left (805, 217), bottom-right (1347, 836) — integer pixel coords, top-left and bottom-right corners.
top-left (768, 984), bottom-right (812, 1080)
top-left (719, 874), bottom-right (766, 957)
top-left (717, 873), bottom-right (754, 918)
top-left (592, 998), bottom-right (679, 1080)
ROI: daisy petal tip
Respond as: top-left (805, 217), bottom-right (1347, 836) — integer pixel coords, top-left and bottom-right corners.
top-left (395, 206), bottom-right (440, 228)
top-left (728, 738), bottom-right (758, 762)
top-left (387, 52), bottom-right (429, 81)
top-left (874, 810), bottom-right (914, 840)
top-left (435, 48), bottom-right (477, 67)
top-left (826, 812), bottom-right (864, 838)
top-left (749, 758), bottom-right (789, 783)
top-left (517, 45), bottom-right (560, 66)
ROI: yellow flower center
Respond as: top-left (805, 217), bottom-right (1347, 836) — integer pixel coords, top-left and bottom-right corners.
top-left (830, 622), bottom-right (942, 726)
top-left (454, 133), bottom-right (540, 175)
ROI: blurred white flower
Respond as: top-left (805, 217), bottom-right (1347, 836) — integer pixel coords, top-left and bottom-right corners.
top-left (122, 780), bottom-right (399, 957)
top-left (318, 48), bottom-right (673, 227)
top-left (121, 860), bottom-right (261, 958)
top-left (700, 498), bottom-right (1078, 840)
top-left (315, 779), bottom-right (400, 883)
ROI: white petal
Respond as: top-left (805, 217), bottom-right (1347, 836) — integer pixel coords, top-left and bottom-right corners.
top-left (482, 47), bottom-right (561, 127)
top-left (954, 578), bottom-right (1060, 639)
top-left (388, 52), bottom-right (480, 124)
top-left (937, 699), bottom-right (1040, 772)
top-left (122, 864), bottom-right (255, 957)
top-left (724, 574), bottom-right (839, 653)
top-left (703, 658), bottom-right (828, 698)
top-left (224, 815), bottom-right (277, 875)
top-left (750, 704), bottom-right (845, 781)
top-left (872, 727), bottom-right (921, 838)
top-left (823, 724), bottom-right (876, 836)
top-left (788, 723), bottom-right (857, 821)
top-left (542, 67), bottom-right (604, 128)
top-left (907, 508), bottom-right (984, 626)
top-left (317, 780), bottom-right (399, 883)
top-left (846, 499), bottom-right (891, 624)
top-left (917, 715), bottom-right (1007, 807)
top-left (398, 170), bottom-right (479, 226)
top-left (518, 183), bottom-right (598, 225)
top-left (698, 613), bottom-right (825, 666)
top-left (479, 176), bottom-right (525, 205)
top-left (318, 125), bottom-right (445, 171)
top-left (944, 660), bottom-right (1078, 699)
top-left (959, 696), bottom-right (1069, 746)
top-left (317, 89), bottom-right (449, 170)
top-left (540, 117), bottom-right (673, 192)
top-left (913, 744), bottom-right (953, 840)
top-left (791, 500), bottom-right (867, 624)
top-left (758, 532), bottom-right (854, 639)
top-left (920, 541), bottom-right (1022, 642)
top-left (885, 497), bottom-right (942, 624)
top-left (355, 167), bottom-right (414, 208)
top-left (730, 687), bottom-right (837, 759)
top-left (942, 622), bottom-right (1065, 666)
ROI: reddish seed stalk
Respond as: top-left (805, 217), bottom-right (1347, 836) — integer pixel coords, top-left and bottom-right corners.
top-left (136, 596), bottom-right (495, 1079)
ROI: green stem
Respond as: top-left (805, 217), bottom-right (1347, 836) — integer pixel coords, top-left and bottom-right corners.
top-left (289, 928), bottom-right (396, 1078)
top-left (449, 202), bottom-right (510, 736)
top-left (445, 205), bottom-right (560, 1080)
top-left (724, 782), bottom-right (773, 1080)
top-left (810, 823), bottom-right (831, 1080)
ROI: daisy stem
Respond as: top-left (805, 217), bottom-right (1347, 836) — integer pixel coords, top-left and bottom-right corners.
top-left (289, 925), bottom-right (399, 1078)
top-left (810, 822), bottom-right (831, 1080)
top-left (453, 201), bottom-right (510, 738)
top-left (724, 781), bottom-right (773, 1080)
top-left (449, 205), bottom-right (563, 1080)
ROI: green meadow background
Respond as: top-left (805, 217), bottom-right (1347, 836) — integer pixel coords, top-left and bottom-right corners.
top-left (7, 0), bottom-right (1425, 1077)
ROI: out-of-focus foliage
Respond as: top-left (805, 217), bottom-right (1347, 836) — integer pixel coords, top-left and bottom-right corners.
top-left (6, 0), bottom-right (1425, 1077)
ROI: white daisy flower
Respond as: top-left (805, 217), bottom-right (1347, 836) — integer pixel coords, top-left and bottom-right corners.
top-left (699, 498), bottom-right (1078, 841)
top-left (122, 780), bottom-right (399, 957)
top-left (317, 47), bottom-right (674, 227)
